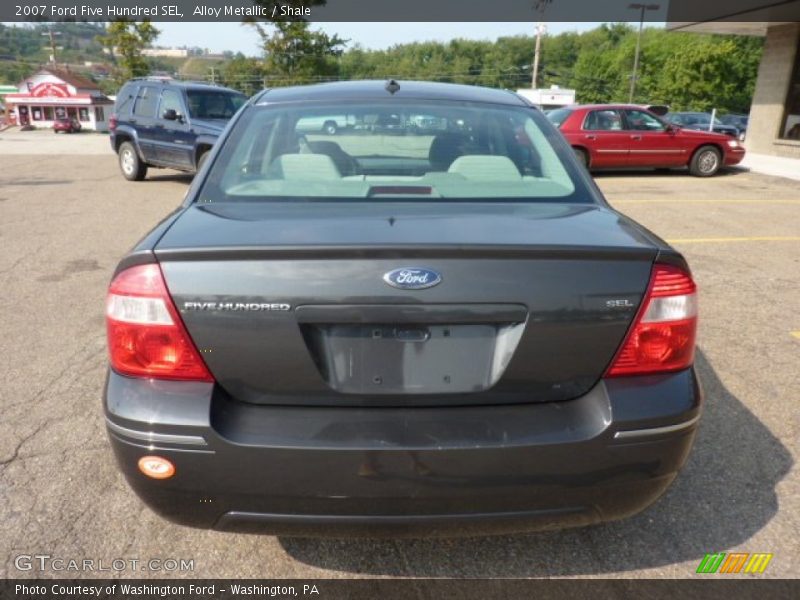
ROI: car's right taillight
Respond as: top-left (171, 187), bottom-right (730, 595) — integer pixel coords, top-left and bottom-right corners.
top-left (106, 263), bottom-right (213, 382)
top-left (605, 264), bottom-right (698, 377)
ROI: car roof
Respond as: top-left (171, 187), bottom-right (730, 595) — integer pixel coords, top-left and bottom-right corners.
top-left (123, 78), bottom-right (241, 94)
top-left (253, 80), bottom-right (528, 106)
top-left (561, 104), bottom-right (657, 111)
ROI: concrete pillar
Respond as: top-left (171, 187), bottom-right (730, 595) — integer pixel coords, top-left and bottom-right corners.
top-left (747, 23), bottom-right (800, 158)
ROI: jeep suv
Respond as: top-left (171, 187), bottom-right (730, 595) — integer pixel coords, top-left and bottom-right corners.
top-left (110, 78), bottom-right (247, 181)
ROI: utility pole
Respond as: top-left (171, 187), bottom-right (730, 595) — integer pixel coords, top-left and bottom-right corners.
top-left (42, 28), bottom-right (62, 66)
top-left (628, 3), bottom-right (659, 103)
top-left (531, 0), bottom-right (552, 89)
top-left (531, 23), bottom-right (546, 89)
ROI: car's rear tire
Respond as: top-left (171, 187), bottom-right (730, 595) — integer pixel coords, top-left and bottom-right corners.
top-left (573, 147), bottom-right (589, 168)
top-left (323, 120), bottom-right (338, 135)
top-left (118, 141), bottom-right (147, 181)
top-left (689, 145), bottom-right (721, 177)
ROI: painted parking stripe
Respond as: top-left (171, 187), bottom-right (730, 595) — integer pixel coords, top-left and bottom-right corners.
top-left (666, 236), bottom-right (800, 244)
top-left (791, 331), bottom-right (800, 340)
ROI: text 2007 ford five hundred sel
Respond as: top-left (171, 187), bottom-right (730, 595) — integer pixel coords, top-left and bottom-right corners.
top-left (104, 80), bottom-right (701, 537)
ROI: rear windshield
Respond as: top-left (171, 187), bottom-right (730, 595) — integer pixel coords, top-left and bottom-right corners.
top-left (545, 108), bottom-right (572, 127)
top-left (186, 90), bottom-right (246, 120)
top-left (198, 100), bottom-right (592, 203)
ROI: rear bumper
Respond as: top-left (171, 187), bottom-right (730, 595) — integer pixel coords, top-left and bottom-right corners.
top-left (104, 368), bottom-right (702, 537)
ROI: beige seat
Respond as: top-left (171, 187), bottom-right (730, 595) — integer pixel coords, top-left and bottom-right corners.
top-left (448, 155), bottom-right (521, 181)
top-left (272, 153), bottom-right (341, 180)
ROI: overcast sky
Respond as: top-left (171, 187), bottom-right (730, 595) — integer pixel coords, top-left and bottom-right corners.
top-left (156, 22), bottom-right (618, 55)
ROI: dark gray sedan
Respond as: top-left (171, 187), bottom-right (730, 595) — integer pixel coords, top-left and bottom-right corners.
top-left (104, 80), bottom-right (701, 537)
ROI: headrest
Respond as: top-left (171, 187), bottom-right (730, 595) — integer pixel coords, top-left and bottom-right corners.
top-left (272, 153), bottom-right (341, 180)
top-left (448, 155), bottom-right (521, 181)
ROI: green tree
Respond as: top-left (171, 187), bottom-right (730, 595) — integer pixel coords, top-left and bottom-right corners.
top-left (250, 21), bottom-right (346, 86)
top-left (653, 35), bottom-right (762, 112)
top-left (221, 53), bottom-right (266, 95)
top-left (96, 20), bottom-right (160, 85)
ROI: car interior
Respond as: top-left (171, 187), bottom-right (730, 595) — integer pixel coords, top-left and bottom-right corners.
top-left (207, 104), bottom-right (577, 200)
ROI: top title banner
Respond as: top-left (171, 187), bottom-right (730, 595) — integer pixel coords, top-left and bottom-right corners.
top-left (4, 0), bottom-right (800, 22)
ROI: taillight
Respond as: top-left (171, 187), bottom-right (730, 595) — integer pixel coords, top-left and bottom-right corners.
top-left (109, 114), bottom-right (118, 131)
top-left (605, 264), bottom-right (697, 377)
top-left (106, 264), bottom-right (213, 382)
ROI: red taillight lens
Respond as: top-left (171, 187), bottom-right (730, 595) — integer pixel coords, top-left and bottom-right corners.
top-left (109, 114), bottom-right (118, 131)
top-left (106, 264), bottom-right (213, 382)
top-left (605, 264), bottom-right (698, 377)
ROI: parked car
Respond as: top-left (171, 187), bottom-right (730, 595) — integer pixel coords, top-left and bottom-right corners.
top-left (110, 78), bottom-right (247, 181)
top-left (295, 114), bottom-right (355, 135)
top-left (53, 116), bottom-right (81, 134)
top-left (371, 112), bottom-right (405, 133)
top-left (665, 111), bottom-right (740, 138)
top-left (104, 81), bottom-right (702, 537)
top-left (548, 104), bottom-right (745, 176)
top-left (719, 113), bottom-right (749, 140)
top-left (408, 113), bottom-right (448, 132)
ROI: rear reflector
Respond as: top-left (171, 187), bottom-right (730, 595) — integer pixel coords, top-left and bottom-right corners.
top-left (106, 264), bottom-right (213, 382)
top-left (605, 264), bottom-right (697, 377)
top-left (138, 456), bottom-right (175, 479)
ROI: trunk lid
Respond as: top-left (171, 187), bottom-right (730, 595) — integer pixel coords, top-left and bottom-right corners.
top-left (155, 202), bottom-right (659, 406)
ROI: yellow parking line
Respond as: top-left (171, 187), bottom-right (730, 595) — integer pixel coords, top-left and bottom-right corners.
top-left (666, 236), bottom-right (800, 244)
top-left (791, 331), bottom-right (800, 340)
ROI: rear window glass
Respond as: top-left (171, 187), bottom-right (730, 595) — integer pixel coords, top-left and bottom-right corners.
top-left (114, 83), bottom-right (136, 115)
top-left (186, 91), bottom-right (246, 120)
top-left (545, 108), bottom-right (572, 127)
top-left (132, 86), bottom-right (158, 118)
top-left (198, 100), bottom-right (591, 204)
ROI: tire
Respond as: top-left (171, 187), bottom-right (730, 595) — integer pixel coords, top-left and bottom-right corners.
top-left (196, 151), bottom-right (209, 173)
top-left (118, 141), bottom-right (148, 181)
top-left (323, 120), bottom-right (337, 135)
top-left (689, 145), bottom-right (721, 177)
top-left (573, 147), bottom-right (589, 168)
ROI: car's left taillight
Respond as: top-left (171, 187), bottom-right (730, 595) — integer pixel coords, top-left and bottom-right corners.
top-left (106, 263), bottom-right (213, 382)
top-left (605, 263), bottom-right (698, 377)
top-left (109, 113), bottom-right (118, 131)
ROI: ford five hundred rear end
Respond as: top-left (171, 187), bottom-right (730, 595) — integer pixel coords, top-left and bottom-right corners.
top-left (104, 80), bottom-right (702, 537)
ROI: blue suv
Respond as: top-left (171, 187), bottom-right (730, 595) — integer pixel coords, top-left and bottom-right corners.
top-left (110, 78), bottom-right (247, 181)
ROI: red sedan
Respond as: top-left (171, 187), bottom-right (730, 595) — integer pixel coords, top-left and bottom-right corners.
top-left (547, 104), bottom-right (745, 176)
top-left (53, 116), bottom-right (81, 134)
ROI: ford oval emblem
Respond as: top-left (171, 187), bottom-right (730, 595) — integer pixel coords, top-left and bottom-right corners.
top-left (383, 267), bottom-right (442, 290)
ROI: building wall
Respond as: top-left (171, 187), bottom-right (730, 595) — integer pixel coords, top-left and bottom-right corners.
top-left (747, 23), bottom-right (800, 158)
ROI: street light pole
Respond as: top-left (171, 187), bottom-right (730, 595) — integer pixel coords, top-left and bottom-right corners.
top-left (628, 3), bottom-right (659, 103)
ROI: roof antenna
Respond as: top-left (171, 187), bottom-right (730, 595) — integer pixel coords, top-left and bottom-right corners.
top-left (385, 79), bottom-right (400, 95)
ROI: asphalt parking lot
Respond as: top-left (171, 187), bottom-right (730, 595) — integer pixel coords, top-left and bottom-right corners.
top-left (0, 130), bottom-right (797, 579)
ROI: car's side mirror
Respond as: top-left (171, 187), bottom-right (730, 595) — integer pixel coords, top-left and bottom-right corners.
top-left (163, 109), bottom-right (181, 121)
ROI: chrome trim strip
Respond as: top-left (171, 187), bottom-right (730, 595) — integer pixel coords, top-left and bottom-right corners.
top-left (107, 432), bottom-right (215, 454)
top-left (106, 418), bottom-right (207, 446)
top-left (614, 414), bottom-right (701, 439)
